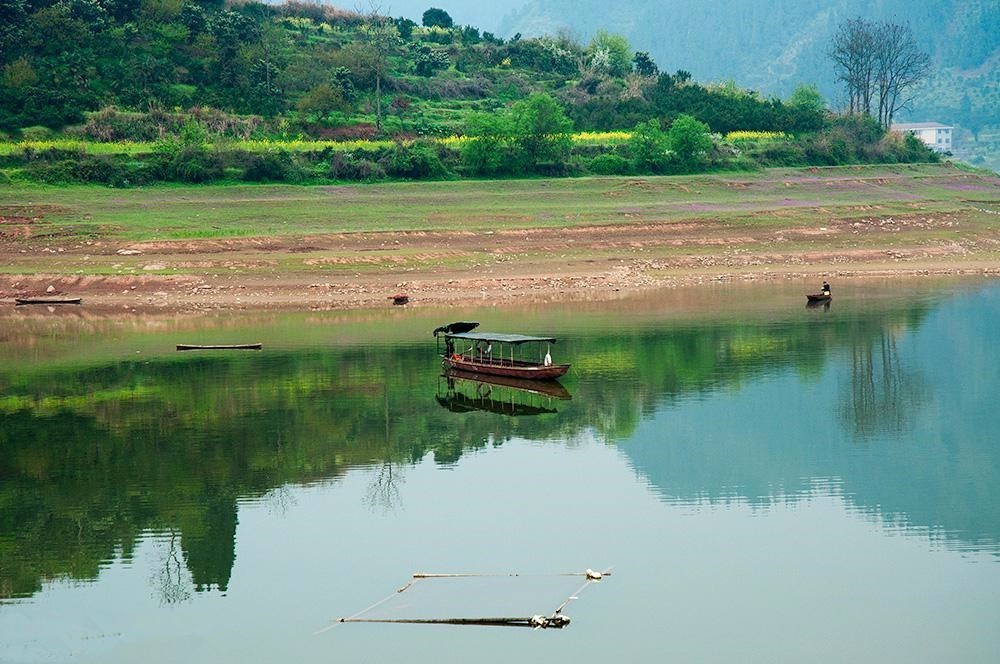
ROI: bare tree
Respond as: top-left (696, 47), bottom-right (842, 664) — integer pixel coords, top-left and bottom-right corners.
top-left (830, 18), bottom-right (931, 128)
top-left (830, 18), bottom-right (877, 115)
top-left (358, 5), bottom-right (400, 134)
top-left (874, 21), bottom-right (931, 128)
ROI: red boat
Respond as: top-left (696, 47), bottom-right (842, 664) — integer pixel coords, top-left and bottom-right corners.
top-left (435, 325), bottom-right (570, 380)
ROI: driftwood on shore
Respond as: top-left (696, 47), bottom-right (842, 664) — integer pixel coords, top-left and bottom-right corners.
top-left (176, 343), bottom-right (263, 351)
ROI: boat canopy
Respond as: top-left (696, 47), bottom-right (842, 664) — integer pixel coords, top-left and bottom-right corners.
top-left (444, 332), bottom-right (557, 344)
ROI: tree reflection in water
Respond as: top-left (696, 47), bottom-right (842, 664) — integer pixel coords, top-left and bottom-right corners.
top-left (1, 287), bottom-right (996, 602)
top-left (842, 328), bottom-right (928, 441)
top-left (152, 531), bottom-right (192, 605)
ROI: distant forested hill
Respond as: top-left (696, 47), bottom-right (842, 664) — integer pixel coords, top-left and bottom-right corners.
top-left (501, 0), bottom-right (999, 97)
top-left (500, 0), bottom-right (1000, 167)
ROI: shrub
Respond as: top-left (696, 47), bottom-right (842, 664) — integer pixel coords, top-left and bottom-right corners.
top-left (20, 126), bottom-right (53, 140)
top-left (382, 140), bottom-right (448, 178)
top-left (588, 153), bottom-right (630, 175)
top-left (241, 149), bottom-right (301, 182)
top-left (328, 153), bottom-right (386, 180)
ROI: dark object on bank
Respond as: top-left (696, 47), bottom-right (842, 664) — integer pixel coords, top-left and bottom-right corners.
top-left (15, 297), bottom-right (82, 305)
top-left (432, 321), bottom-right (479, 336)
top-left (390, 294), bottom-right (409, 305)
top-left (176, 343), bottom-right (263, 351)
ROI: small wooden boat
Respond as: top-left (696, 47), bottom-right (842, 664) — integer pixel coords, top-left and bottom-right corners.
top-left (176, 343), bottom-right (262, 351)
top-left (15, 297), bottom-right (82, 305)
top-left (806, 293), bottom-right (831, 303)
top-left (435, 324), bottom-right (570, 380)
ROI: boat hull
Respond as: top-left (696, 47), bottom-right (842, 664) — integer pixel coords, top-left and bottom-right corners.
top-left (443, 356), bottom-right (570, 380)
top-left (806, 293), bottom-right (831, 302)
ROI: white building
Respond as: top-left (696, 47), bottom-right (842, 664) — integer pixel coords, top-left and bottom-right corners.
top-left (891, 122), bottom-right (953, 152)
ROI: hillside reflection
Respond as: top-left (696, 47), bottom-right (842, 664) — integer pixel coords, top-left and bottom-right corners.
top-left (1, 288), bottom-right (997, 601)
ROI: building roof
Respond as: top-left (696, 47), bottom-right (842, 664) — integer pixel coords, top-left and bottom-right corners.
top-left (891, 122), bottom-right (952, 130)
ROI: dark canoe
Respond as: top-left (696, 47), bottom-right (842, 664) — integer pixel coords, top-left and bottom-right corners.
top-left (445, 369), bottom-right (572, 400)
top-left (442, 355), bottom-right (570, 380)
top-left (806, 293), bottom-right (831, 302)
top-left (15, 297), bottom-right (82, 305)
top-left (177, 343), bottom-right (263, 351)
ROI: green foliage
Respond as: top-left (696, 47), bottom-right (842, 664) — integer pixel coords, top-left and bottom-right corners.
top-left (510, 93), bottom-right (574, 171)
top-left (628, 118), bottom-right (670, 172)
top-left (667, 114), bottom-right (712, 168)
top-left (20, 126), bottom-right (53, 140)
top-left (588, 152), bottom-right (630, 174)
top-left (240, 148), bottom-right (300, 182)
top-left (461, 111), bottom-right (514, 175)
top-left (412, 44), bottom-right (450, 77)
top-left (328, 152), bottom-right (385, 181)
top-left (632, 51), bottom-right (657, 77)
top-left (421, 7), bottom-right (453, 29)
top-left (0, 0), bottom-right (945, 181)
top-left (383, 140), bottom-right (448, 178)
top-left (588, 29), bottom-right (632, 78)
top-left (787, 84), bottom-right (826, 114)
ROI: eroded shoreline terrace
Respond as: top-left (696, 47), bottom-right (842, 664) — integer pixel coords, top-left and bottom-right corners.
top-left (1, 164), bottom-right (998, 310)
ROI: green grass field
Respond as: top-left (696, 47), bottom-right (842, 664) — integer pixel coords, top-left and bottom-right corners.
top-left (2, 163), bottom-right (995, 242)
top-left (2, 163), bottom-right (998, 282)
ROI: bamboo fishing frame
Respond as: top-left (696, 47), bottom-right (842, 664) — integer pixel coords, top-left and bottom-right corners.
top-left (321, 569), bottom-right (610, 633)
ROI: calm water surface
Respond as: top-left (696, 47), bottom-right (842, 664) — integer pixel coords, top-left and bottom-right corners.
top-left (1, 280), bottom-right (998, 662)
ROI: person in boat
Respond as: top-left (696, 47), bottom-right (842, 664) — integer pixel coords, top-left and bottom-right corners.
top-left (821, 281), bottom-right (831, 296)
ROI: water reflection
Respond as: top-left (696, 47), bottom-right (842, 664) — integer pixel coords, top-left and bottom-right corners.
top-left (1, 283), bottom-right (998, 604)
top-left (841, 327), bottom-right (928, 440)
top-left (436, 371), bottom-right (572, 416)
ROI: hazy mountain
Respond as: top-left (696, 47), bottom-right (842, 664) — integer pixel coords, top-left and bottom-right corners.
top-left (499, 0), bottom-right (1000, 168)
top-left (499, 0), bottom-right (999, 100)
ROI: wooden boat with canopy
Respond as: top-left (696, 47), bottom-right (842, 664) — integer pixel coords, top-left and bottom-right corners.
top-left (435, 323), bottom-right (570, 380)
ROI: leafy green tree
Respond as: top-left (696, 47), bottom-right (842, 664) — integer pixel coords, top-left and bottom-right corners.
top-left (632, 51), bottom-right (657, 77)
top-left (668, 114), bottom-right (712, 169)
top-left (629, 118), bottom-right (670, 172)
top-left (413, 43), bottom-right (449, 77)
top-left (394, 16), bottom-right (416, 40)
top-left (788, 84), bottom-right (826, 114)
top-left (461, 111), bottom-right (513, 175)
top-left (510, 93), bottom-right (574, 170)
top-left (0, 0), bottom-right (29, 59)
top-left (421, 7), bottom-right (452, 29)
top-left (588, 29), bottom-right (632, 77)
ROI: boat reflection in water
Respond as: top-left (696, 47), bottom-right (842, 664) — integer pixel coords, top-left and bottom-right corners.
top-left (436, 370), bottom-right (572, 416)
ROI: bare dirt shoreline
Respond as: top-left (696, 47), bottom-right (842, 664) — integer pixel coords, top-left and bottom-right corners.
top-left (3, 166), bottom-right (998, 312)
top-left (4, 219), bottom-right (999, 313)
